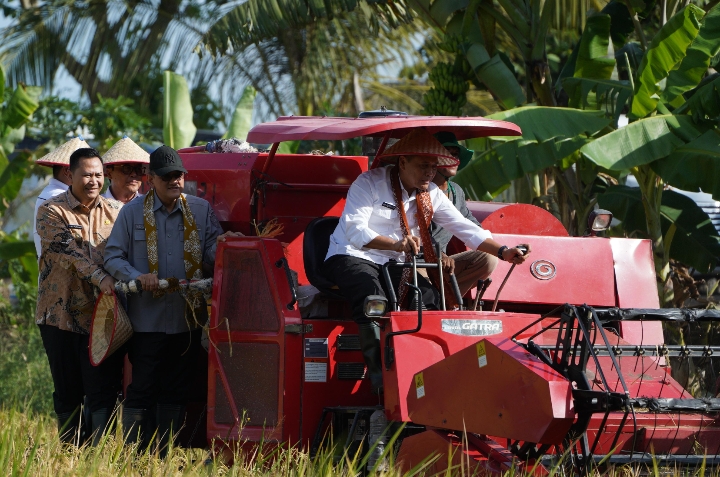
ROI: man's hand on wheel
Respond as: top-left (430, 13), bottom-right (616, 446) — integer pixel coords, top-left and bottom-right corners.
top-left (441, 253), bottom-right (455, 274)
top-left (137, 273), bottom-right (159, 292)
top-left (99, 275), bottom-right (116, 295)
top-left (393, 236), bottom-right (420, 256)
top-left (502, 243), bottom-right (531, 265)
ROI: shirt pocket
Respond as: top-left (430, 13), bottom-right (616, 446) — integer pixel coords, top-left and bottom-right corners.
top-left (373, 207), bottom-right (399, 235)
top-left (133, 225), bottom-right (148, 259)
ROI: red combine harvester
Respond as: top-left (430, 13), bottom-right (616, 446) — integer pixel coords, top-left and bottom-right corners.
top-left (178, 113), bottom-right (720, 473)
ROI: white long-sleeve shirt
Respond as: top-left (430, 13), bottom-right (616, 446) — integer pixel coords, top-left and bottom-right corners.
top-left (326, 165), bottom-right (491, 265)
top-left (33, 178), bottom-right (69, 257)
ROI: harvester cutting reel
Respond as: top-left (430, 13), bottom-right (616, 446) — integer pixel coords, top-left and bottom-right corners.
top-left (512, 304), bottom-right (720, 474)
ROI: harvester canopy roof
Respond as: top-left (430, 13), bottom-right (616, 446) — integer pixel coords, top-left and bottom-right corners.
top-left (246, 115), bottom-right (522, 144)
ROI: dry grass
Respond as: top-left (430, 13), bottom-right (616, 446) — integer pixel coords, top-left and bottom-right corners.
top-left (2, 407), bottom-right (715, 477)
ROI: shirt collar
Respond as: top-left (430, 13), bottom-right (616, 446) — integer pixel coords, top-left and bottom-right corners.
top-left (48, 178), bottom-right (69, 190)
top-left (65, 189), bottom-right (101, 211)
top-left (153, 190), bottom-right (181, 213)
top-left (106, 186), bottom-right (136, 202)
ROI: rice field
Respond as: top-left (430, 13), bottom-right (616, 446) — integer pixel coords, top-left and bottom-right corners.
top-left (0, 323), bottom-right (715, 477)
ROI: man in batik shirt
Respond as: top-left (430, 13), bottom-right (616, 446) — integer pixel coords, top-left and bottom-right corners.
top-left (36, 147), bottom-right (123, 445)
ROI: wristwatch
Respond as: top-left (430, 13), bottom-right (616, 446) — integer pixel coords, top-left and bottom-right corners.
top-left (497, 245), bottom-right (508, 260)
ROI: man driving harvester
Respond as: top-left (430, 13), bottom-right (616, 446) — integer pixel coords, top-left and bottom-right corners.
top-left (321, 129), bottom-right (530, 394)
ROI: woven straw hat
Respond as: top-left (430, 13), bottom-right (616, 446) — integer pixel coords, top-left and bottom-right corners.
top-left (89, 291), bottom-right (133, 366)
top-left (376, 129), bottom-right (459, 167)
top-left (35, 137), bottom-right (91, 167)
top-left (103, 137), bottom-right (150, 165)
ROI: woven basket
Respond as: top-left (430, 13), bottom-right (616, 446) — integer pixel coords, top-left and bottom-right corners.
top-left (89, 291), bottom-right (133, 366)
top-left (36, 137), bottom-right (91, 167)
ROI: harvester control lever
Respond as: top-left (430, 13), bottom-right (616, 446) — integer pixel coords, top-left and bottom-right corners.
top-left (472, 277), bottom-right (492, 311)
top-left (275, 257), bottom-right (297, 310)
top-left (491, 245), bottom-right (527, 312)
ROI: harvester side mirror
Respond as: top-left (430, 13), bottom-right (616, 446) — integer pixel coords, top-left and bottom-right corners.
top-left (364, 295), bottom-right (388, 318)
top-left (586, 209), bottom-right (613, 236)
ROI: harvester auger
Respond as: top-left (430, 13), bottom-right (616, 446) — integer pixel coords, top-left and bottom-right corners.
top-left (173, 111), bottom-right (720, 474)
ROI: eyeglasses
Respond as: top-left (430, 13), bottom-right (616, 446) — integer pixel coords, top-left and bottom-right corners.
top-left (160, 171), bottom-right (185, 182)
top-left (446, 147), bottom-right (461, 159)
top-left (109, 164), bottom-right (146, 176)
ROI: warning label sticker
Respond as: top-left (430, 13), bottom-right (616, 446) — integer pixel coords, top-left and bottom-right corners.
top-left (415, 372), bottom-right (425, 399)
top-left (305, 361), bottom-right (327, 382)
top-left (476, 341), bottom-right (487, 368)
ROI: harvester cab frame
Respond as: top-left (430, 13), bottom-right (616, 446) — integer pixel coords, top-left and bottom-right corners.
top-left (176, 113), bottom-right (720, 475)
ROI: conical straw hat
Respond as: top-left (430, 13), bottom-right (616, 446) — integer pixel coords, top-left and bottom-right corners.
top-left (103, 136), bottom-right (150, 165)
top-left (376, 129), bottom-right (459, 167)
top-left (35, 137), bottom-right (91, 167)
top-left (89, 291), bottom-right (133, 366)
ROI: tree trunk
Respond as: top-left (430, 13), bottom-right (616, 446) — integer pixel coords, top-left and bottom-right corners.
top-left (634, 165), bottom-right (673, 306)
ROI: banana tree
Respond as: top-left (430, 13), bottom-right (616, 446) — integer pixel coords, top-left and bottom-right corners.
top-left (0, 66), bottom-right (41, 285)
top-left (453, 105), bottom-right (612, 234)
top-left (574, 4), bottom-right (720, 304)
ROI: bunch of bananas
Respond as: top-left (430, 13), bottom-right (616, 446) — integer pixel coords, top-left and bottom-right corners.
top-left (429, 63), bottom-right (470, 96)
top-left (437, 35), bottom-right (463, 54)
top-left (424, 60), bottom-right (470, 116)
top-left (423, 88), bottom-right (467, 116)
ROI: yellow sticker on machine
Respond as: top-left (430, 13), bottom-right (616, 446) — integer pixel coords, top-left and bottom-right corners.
top-left (476, 341), bottom-right (487, 368)
top-left (415, 372), bottom-right (425, 399)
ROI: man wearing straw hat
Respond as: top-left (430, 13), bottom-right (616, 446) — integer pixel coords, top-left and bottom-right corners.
top-left (321, 129), bottom-right (531, 393)
top-left (102, 137), bottom-right (150, 204)
top-left (423, 131), bottom-right (498, 298)
top-left (104, 145), bottom-right (236, 454)
top-left (35, 147), bottom-right (124, 445)
top-left (33, 137), bottom-right (91, 257)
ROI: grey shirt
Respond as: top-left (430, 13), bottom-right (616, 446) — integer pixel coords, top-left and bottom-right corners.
top-left (430, 182), bottom-right (482, 253)
top-left (104, 191), bottom-right (223, 334)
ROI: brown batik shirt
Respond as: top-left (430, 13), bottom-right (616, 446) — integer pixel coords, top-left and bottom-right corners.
top-left (35, 189), bottom-right (122, 334)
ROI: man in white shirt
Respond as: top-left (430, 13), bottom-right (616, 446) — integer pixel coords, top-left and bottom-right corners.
top-left (34, 137), bottom-right (91, 257)
top-left (321, 129), bottom-right (530, 393)
top-left (102, 137), bottom-right (150, 204)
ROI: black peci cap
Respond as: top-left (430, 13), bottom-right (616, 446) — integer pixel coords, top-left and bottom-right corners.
top-left (149, 145), bottom-right (188, 176)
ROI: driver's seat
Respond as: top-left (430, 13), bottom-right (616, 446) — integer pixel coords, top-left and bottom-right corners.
top-left (303, 217), bottom-right (344, 300)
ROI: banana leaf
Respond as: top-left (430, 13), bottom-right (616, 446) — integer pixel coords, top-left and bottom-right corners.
top-left (0, 151), bottom-right (32, 211)
top-left (223, 86), bottom-right (256, 140)
top-left (454, 136), bottom-right (590, 199)
top-left (573, 14), bottom-right (615, 80)
top-left (650, 129), bottom-right (720, 200)
top-left (674, 74), bottom-right (720, 122)
top-left (581, 115), bottom-right (703, 170)
top-left (0, 63), bottom-right (4, 99)
top-left (599, 185), bottom-right (720, 272)
top-left (278, 141), bottom-right (300, 154)
top-left (662, 4), bottom-right (720, 107)
top-left (562, 77), bottom-right (632, 126)
top-left (0, 240), bottom-right (36, 260)
top-left (163, 71), bottom-right (197, 150)
top-left (486, 106), bottom-right (611, 142)
top-left (2, 84), bottom-right (41, 130)
top-left (631, 5), bottom-right (705, 118)
top-left (602, 1), bottom-right (635, 50)
top-left (0, 124), bottom-right (26, 157)
top-left (428, 0), bottom-right (469, 26)
top-left (469, 51), bottom-right (525, 110)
